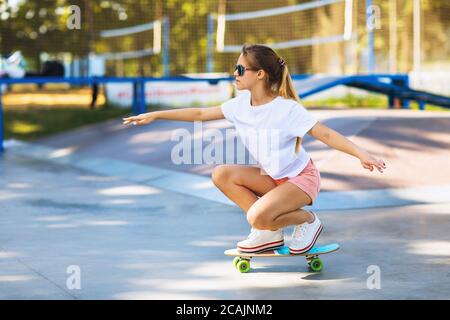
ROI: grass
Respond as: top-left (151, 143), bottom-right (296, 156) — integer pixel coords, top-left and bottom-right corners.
top-left (3, 104), bottom-right (131, 141)
top-left (303, 93), bottom-right (388, 109)
top-left (1, 85), bottom-right (225, 142)
top-left (1, 86), bottom-right (133, 141)
top-left (303, 93), bottom-right (449, 112)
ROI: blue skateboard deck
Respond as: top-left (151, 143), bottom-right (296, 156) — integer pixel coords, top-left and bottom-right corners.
top-left (224, 243), bottom-right (339, 273)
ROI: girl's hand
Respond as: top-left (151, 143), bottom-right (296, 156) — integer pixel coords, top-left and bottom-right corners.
top-left (359, 151), bottom-right (386, 173)
top-left (122, 113), bottom-right (155, 126)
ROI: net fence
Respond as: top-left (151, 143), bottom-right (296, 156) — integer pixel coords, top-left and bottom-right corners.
top-left (214, 0), bottom-right (351, 74)
top-left (0, 0), bottom-right (448, 76)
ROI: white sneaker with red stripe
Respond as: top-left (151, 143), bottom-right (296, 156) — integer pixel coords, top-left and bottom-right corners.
top-left (237, 228), bottom-right (284, 253)
top-left (289, 211), bottom-right (323, 254)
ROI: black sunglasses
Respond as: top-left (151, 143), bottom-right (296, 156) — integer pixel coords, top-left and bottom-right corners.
top-left (234, 64), bottom-right (257, 76)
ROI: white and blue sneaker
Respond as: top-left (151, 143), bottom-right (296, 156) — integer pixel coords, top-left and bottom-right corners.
top-left (237, 228), bottom-right (284, 253)
top-left (289, 211), bottom-right (323, 254)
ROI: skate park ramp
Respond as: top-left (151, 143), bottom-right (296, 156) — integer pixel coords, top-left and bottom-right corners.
top-left (1, 108), bottom-right (450, 299)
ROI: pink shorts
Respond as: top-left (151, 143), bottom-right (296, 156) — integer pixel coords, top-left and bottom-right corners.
top-left (273, 159), bottom-right (321, 205)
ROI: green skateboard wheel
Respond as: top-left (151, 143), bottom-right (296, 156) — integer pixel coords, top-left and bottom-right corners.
top-left (309, 258), bottom-right (323, 272)
top-left (236, 259), bottom-right (251, 273)
top-left (233, 257), bottom-right (241, 269)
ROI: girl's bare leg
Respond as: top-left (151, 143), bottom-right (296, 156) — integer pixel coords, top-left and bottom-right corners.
top-left (211, 165), bottom-right (278, 213)
top-left (245, 182), bottom-right (315, 230)
top-left (212, 165), bottom-right (315, 230)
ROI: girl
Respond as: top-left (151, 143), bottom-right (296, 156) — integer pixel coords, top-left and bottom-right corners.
top-left (123, 44), bottom-right (386, 255)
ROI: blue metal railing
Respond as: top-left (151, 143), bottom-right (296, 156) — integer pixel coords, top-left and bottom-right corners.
top-left (1, 74), bottom-right (449, 153)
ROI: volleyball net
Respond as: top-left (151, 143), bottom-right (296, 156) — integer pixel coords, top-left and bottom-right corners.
top-left (97, 17), bottom-right (169, 77)
top-left (208, 0), bottom-right (354, 74)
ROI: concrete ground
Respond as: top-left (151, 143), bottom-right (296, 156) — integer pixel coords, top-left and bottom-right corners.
top-left (1, 108), bottom-right (449, 299)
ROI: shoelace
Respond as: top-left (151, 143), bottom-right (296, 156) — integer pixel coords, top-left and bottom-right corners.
top-left (293, 223), bottom-right (308, 239)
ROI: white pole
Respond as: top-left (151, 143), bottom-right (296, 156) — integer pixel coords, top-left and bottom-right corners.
top-left (216, 0), bottom-right (226, 52)
top-left (153, 20), bottom-right (161, 54)
top-left (344, 0), bottom-right (353, 41)
top-left (389, 0), bottom-right (397, 73)
top-left (413, 0), bottom-right (421, 72)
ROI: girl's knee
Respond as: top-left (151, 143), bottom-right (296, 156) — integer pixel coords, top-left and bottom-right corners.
top-left (211, 165), bottom-right (232, 187)
top-left (247, 205), bottom-right (272, 230)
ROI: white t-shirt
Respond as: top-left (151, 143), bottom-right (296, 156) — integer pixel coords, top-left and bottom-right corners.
top-left (221, 91), bottom-right (317, 180)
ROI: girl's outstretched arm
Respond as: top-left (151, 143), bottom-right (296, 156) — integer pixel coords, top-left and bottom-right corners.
top-left (123, 106), bottom-right (224, 126)
top-left (308, 122), bottom-right (386, 173)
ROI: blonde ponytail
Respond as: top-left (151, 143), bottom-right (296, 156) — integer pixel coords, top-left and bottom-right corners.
top-left (278, 65), bottom-right (301, 104)
top-left (278, 65), bottom-right (303, 155)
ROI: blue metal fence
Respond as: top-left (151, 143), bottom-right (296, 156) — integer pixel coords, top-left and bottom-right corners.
top-left (1, 74), bottom-right (449, 153)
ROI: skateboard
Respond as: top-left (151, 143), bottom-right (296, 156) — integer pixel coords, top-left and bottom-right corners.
top-left (224, 243), bottom-right (339, 273)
